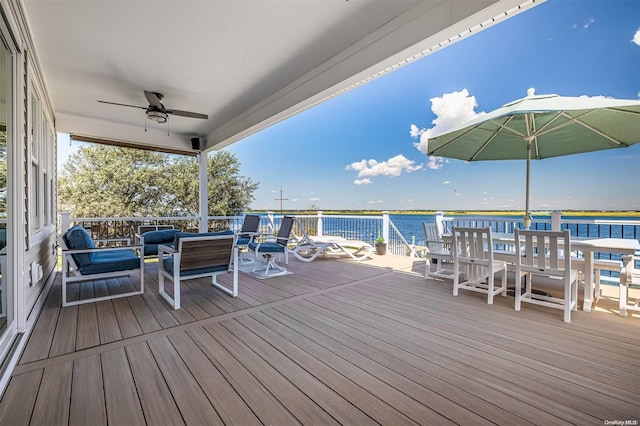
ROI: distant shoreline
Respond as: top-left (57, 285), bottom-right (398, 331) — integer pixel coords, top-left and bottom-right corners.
top-left (248, 210), bottom-right (640, 217)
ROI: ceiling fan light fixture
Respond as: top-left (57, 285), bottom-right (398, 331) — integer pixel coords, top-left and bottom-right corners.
top-left (147, 110), bottom-right (168, 123)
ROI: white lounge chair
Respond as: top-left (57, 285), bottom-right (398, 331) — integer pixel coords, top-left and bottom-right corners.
top-left (292, 219), bottom-right (372, 262)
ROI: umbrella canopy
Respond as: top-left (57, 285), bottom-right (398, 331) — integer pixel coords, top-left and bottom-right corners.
top-left (427, 89), bottom-right (640, 227)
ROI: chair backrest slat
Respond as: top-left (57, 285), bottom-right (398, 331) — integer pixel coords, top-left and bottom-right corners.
top-left (423, 223), bottom-right (444, 251)
top-left (239, 215), bottom-right (261, 238)
top-left (276, 216), bottom-right (295, 247)
top-left (453, 226), bottom-right (494, 263)
top-left (515, 229), bottom-right (570, 276)
top-left (179, 236), bottom-right (235, 272)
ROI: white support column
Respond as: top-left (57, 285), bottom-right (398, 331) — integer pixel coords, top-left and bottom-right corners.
top-left (60, 212), bottom-right (71, 233)
top-left (198, 153), bottom-right (208, 233)
top-left (551, 210), bottom-right (562, 231)
top-left (317, 211), bottom-right (323, 236)
top-left (382, 211), bottom-right (390, 244)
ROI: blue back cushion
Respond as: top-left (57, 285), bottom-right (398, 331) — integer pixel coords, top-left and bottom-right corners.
top-left (0, 228), bottom-right (6, 250)
top-left (64, 225), bottom-right (95, 267)
top-left (142, 229), bottom-right (179, 244)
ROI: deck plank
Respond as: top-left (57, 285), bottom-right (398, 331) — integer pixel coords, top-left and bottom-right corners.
top-left (0, 370), bottom-right (43, 425)
top-left (30, 361), bottom-right (73, 425)
top-left (19, 285), bottom-right (61, 363)
top-left (205, 321), bottom-right (339, 425)
top-left (167, 331), bottom-right (262, 426)
top-left (126, 295), bottom-right (163, 334)
top-left (187, 326), bottom-right (301, 425)
top-left (101, 348), bottom-right (146, 425)
top-left (96, 300), bottom-right (123, 344)
top-left (223, 317), bottom-right (390, 425)
top-left (125, 341), bottom-right (185, 426)
top-left (112, 297), bottom-right (144, 339)
top-left (49, 304), bottom-right (78, 357)
top-left (237, 313), bottom-right (417, 425)
top-left (76, 303), bottom-right (100, 350)
top-left (146, 336), bottom-right (223, 425)
top-left (69, 354), bottom-right (107, 426)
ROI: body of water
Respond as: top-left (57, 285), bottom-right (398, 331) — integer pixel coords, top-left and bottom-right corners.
top-left (390, 214), bottom-right (640, 245)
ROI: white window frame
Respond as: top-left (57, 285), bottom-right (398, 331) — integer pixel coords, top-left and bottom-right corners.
top-left (27, 68), bottom-right (54, 241)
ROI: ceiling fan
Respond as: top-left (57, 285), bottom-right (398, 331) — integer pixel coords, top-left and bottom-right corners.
top-left (98, 91), bottom-right (208, 123)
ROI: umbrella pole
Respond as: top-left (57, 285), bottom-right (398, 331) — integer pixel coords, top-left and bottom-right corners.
top-left (524, 140), bottom-right (532, 230)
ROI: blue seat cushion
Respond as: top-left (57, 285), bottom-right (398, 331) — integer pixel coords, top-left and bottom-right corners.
top-left (248, 241), bottom-right (285, 253)
top-left (236, 237), bottom-right (251, 246)
top-left (0, 228), bottom-right (6, 250)
top-left (63, 225), bottom-right (96, 267)
top-left (162, 257), bottom-right (228, 276)
top-left (142, 229), bottom-right (179, 256)
top-left (173, 230), bottom-right (234, 248)
top-left (78, 249), bottom-right (140, 275)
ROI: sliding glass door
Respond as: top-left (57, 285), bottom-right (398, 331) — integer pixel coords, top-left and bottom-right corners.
top-left (0, 20), bottom-right (14, 361)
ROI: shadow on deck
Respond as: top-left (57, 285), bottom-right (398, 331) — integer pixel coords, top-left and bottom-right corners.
top-left (1, 254), bottom-right (638, 425)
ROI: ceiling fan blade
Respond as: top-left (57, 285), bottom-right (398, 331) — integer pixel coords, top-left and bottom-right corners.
top-left (167, 109), bottom-right (208, 119)
top-left (98, 100), bottom-right (147, 110)
top-left (144, 90), bottom-right (164, 109)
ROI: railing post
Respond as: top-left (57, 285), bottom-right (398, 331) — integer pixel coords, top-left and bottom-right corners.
top-left (60, 212), bottom-right (71, 233)
top-left (267, 211), bottom-right (275, 236)
top-left (382, 211), bottom-right (390, 244)
top-left (551, 210), bottom-right (562, 231)
top-left (317, 211), bottom-right (323, 236)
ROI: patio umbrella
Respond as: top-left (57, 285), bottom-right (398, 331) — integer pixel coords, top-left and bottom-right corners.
top-left (427, 89), bottom-right (640, 228)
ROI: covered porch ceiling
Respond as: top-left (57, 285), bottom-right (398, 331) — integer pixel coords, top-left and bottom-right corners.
top-left (22, 0), bottom-right (540, 155)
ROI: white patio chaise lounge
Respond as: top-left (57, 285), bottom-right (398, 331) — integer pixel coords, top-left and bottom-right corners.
top-left (292, 219), bottom-right (373, 263)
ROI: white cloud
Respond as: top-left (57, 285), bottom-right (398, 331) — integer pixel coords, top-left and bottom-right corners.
top-left (367, 200), bottom-right (383, 204)
top-left (583, 18), bottom-right (595, 29)
top-left (354, 178), bottom-right (372, 186)
top-left (633, 29), bottom-right (640, 46)
top-left (410, 89), bottom-right (484, 156)
top-left (270, 190), bottom-right (277, 193)
top-left (443, 180), bottom-right (450, 185)
top-left (427, 156), bottom-right (445, 170)
top-left (291, 198), bottom-right (299, 202)
top-left (346, 154), bottom-right (423, 179)
top-left (309, 197), bottom-right (320, 201)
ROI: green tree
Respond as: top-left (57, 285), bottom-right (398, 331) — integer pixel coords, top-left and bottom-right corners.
top-left (58, 145), bottom-right (257, 217)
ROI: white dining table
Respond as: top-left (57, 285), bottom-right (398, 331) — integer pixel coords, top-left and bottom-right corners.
top-left (487, 233), bottom-right (640, 312)
top-left (570, 238), bottom-right (640, 311)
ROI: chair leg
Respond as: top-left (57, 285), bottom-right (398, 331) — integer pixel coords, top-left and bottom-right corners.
top-left (563, 277), bottom-right (571, 323)
top-left (501, 269), bottom-right (507, 297)
top-left (424, 258), bottom-right (430, 279)
top-left (619, 282), bottom-right (628, 317)
top-left (452, 262), bottom-right (459, 296)
top-left (487, 272), bottom-right (495, 305)
top-left (515, 271), bottom-right (523, 312)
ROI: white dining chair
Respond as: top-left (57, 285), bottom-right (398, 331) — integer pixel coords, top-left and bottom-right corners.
top-left (452, 227), bottom-right (507, 304)
top-left (514, 229), bottom-right (578, 323)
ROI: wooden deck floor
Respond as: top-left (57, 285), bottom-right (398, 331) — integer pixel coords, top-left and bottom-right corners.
top-left (1, 255), bottom-right (638, 425)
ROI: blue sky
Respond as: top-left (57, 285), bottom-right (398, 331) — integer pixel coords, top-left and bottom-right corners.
top-left (228, 0), bottom-right (640, 212)
top-left (59, 0), bottom-right (640, 212)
